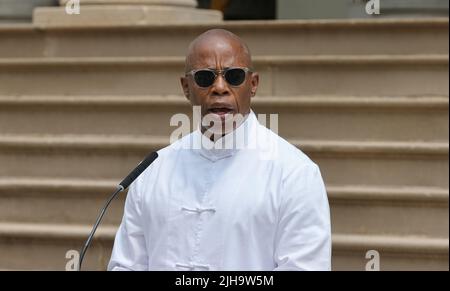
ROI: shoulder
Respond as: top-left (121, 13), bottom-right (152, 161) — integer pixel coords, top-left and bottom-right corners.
top-left (256, 127), bottom-right (328, 208)
top-left (255, 123), bottom-right (320, 180)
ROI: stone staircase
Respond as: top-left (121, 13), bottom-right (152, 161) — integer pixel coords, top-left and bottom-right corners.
top-left (0, 18), bottom-right (448, 270)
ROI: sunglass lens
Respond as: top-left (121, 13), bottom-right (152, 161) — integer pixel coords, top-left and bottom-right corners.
top-left (225, 68), bottom-right (246, 86)
top-left (194, 70), bottom-right (216, 87)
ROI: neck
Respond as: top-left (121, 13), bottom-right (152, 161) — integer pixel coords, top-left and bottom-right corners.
top-left (200, 112), bottom-right (250, 142)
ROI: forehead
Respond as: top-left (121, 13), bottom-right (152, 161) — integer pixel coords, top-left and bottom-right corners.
top-left (188, 39), bottom-right (249, 69)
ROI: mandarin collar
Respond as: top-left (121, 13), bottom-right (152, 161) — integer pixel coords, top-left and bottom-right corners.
top-left (192, 110), bottom-right (257, 162)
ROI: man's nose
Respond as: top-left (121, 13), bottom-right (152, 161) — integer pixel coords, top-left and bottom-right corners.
top-left (211, 74), bottom-right (230, 96)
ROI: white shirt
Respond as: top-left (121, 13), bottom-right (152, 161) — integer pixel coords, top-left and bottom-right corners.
top-left (108, 111), bottom-right (331, 271)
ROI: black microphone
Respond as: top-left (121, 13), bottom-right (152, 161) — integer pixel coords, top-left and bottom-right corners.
top-left (78, 151), bottom-right (159, 271)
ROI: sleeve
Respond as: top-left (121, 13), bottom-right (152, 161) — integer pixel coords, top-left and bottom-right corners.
top-left (107, 180), bottom-right (148, 271)
top-left (273, 163), bottom-right (332, 271)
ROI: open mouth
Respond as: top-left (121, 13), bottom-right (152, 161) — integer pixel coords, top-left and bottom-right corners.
top-left (208, 108), bottom-right (234, 116)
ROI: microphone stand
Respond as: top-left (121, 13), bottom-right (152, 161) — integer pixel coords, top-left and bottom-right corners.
top-left (77, 151), bottom-right (158, 271)
top-left (78, 185), bottom-right (124, 271)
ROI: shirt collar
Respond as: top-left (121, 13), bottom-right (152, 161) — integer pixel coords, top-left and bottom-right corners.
top-left (192, 110), bottom-right (257, 162)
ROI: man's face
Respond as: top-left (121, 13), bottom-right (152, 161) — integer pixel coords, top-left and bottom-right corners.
top-left (180, 37), bottom-right (259, 133)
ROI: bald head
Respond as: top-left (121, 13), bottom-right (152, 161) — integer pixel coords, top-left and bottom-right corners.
top-left (185, 29), bottom-right (252, 72)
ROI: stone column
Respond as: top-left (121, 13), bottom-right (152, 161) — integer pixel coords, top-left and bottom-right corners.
top-left (33, 0), bottom-right (222, 27)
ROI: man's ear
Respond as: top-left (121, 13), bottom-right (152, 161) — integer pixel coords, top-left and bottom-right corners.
top-left (250, 72), bottom-right (259, 98)
top-left (180, 76), bottom-right (190, 101)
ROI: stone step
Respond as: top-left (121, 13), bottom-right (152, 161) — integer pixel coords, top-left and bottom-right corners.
top-left (0, 222), bottom-right (115, 271)
top-left (0, 135), bottom-right (447, 188)
top-left (0, 177), bottom-right (447, 238)
top-left (0, 55), bottom-right (447, 97)
top-left (0, 18), bottom-right (448, 57)
top-left (329, 185), bottom-right (448, 238)
top-left (332, 234), bottom-right (449, 271)
top-left (0, 177), bottom-right (126, 226)
top-left (0, 95), bottom-right (448, 142)
top-left (0, 222), bottom-right (447, 270)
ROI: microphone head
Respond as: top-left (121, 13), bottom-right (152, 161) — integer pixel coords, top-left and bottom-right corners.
top-left (119, 151), bottom-right (158, 190)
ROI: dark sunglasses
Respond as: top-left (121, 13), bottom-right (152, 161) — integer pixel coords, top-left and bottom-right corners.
top-left (186, 67), bottom-right (252, 88)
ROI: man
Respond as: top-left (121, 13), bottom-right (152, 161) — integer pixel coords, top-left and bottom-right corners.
top-left (108, 29), bottom-right (331, 271)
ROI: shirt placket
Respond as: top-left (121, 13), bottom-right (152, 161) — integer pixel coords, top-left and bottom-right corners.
top-left (176, 161), bottom-right (216, 271)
